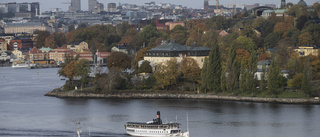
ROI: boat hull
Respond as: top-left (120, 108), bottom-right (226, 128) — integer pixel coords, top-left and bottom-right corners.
top-left (12, 63), bottom-right (36, 68)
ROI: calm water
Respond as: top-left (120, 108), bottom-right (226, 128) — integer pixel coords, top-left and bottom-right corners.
top-left (0, 67), bottom-right (320, 137)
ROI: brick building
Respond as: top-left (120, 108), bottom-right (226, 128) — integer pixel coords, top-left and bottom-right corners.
top-left (9, 37), bottom-right (33, 51)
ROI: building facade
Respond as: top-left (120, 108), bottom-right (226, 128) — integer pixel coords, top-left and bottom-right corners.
top-left (66, 41), bottom-right (89, 53)
top-left (9, 37), bottom-right (33, 51)
top-left (0, 38), bottom-right (7, 51)
top-left (49, 47), bottom-right (75, 62)
top-left (144, 42), bottom-right (210, 69)
top-left (71, 0), bottom-right (81, 12)
top-left (5, 22), bottom-right (50, 34)
top-left (165, 21), bottom-right (185, 31)
top-left (294, 45), bottom-right (319, 57)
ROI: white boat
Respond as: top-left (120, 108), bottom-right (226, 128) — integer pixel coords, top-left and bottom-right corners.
top-left (125, 111), bottom-right (189, 137)
top-left (12, 62), bottom-right (36, 68)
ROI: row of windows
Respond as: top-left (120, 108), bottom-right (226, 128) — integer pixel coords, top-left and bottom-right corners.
top-left (146, 58), bottom-right (204, 63)
top-left (146, 52), bottom-right (208, 56)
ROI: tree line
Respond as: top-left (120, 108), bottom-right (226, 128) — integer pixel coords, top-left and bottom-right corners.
top-left (55, 2), bottom-right (320, 97)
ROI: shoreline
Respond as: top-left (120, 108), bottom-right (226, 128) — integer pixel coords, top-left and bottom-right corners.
top-left (45, 88), bottom-right (320, 104)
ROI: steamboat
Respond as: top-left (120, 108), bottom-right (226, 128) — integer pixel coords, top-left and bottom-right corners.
top-left (125, 111), bottom-right (189, 137)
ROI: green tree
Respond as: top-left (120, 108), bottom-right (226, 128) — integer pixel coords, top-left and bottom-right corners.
top-left (298, 32), bottom-right (314, 46)
top-left (135, 47), bottom-right (152, 69)
top-left (180, 58), bottom-right (201, 91)
top-left (139, 60), bottom-right (153, 73)
top-left (239, 58), bottom-right (246, 94)
top-left (287, 58), bottom-right (303, 79)
top-left (207, 41), bottom-right (222, 92)
top-left (245, 51), bottom-right (258, 95)
top-left (264, 31), bottom-right (282, 48)
top-left (259, 63), bottom-right (266, 92)
top-left (107, 52), bottom-right (131, 69)
top-left (201, 57), bottom-right (209, 92)
top-left (267, 57), bottom-right (284, 96)
top-left (154, 59), bottom-right (180, 90)
top-left (225, 44), bottom-right (240, 94)
top-left (287, 73), bottom-right (303, 88)
top-left (170, 25), bottom-right (188, 45)
top-left (301, 56), bottom-right (312, 97)
top-left (138, 25), bottom-right (161, 47)
top-left (236, 36), bottom-right (256, 52)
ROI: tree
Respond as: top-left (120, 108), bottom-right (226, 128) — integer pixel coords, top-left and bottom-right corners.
top-left (236, 36), bottom-right (256, 52)
top-left (239, 58), bottom-right (246, 94)
top-left (287, 58), bottom-right (303, 79)
top-left (139, 61), bottom-right (152, 73)
top-left (301, 56), bottom-right (312, 97)
top-left (135, 47), bottom-right (152, 69)
top-left (201, 30), bottom-right (219, 48)
top-left (107, 52), bottom-right (130, 69)
top-left (180, 58), bottom-right (201, 90)
top-left (34, 30), bottom-right (50, 48)
top-left (75, 59), bottom-right (91, 89)
top-left (298, 32), bottom-right (314, 46)
top-left (287, 73), bottom-right (303, 88)
top-left (245, 51), bottom-right (258, 95)
top-left (264, 31), bottom-right (282, 48)
top-left (225, 44), bottom-right (240, 94)
top-left (170, 25), bottom-right (188, 45)
top-left (63, 60), bottom-right (77, 81)
top-left (201, 57), bottom-right (209, 92)
top-left (267, 57), bottom-right (284, 96)
top-left (259, 63), bottom-right (267, 92)
top-left (45, 34), bottom-right (56, 48)
top-left (154, 59), bottom-right (180, 90)
top-left (206, 41), bottom-right (222, 92)
top-left (138, 25), bottom-right (161, 47)
top-left (296, 15), bottom-right (308, 30)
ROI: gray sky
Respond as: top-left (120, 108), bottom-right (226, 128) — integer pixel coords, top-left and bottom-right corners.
top-left (1, 0), bottom-right (318, 13)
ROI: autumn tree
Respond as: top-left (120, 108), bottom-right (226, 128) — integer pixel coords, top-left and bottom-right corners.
top-left (75, 59), bottom-right (91, 89)
top-left (154, 59), bottom-right (180, 90)
top-left (201, 30), bottom-right (219, 48)
top-left (45, 34), bottom-right (56, 48)
top-left (298, 32), bottom-right (314, 46)
top-left (180, 58), bottom-right (201, 90)
top-left (34, 30), bottom-right (50, 48)
top-left (107, 52), bottom-right (131, 69)
top-left (134, 47), bottom-right (152, 69)
top-left (63, 60), bottom-right (76, 80)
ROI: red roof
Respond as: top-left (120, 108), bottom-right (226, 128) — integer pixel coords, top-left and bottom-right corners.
top-left (29, 47), bottom-right (42, 54)
top-left (0, 38), bottom-right (5, 42)
top-left (155, 20), bottom-right (168, 28)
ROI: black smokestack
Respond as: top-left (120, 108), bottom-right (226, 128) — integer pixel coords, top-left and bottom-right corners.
top-left (157, 111), bottom-right (161, 124)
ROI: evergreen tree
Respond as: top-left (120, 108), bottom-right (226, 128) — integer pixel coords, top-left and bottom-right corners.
top-left (239, 58), bottom-right (246, 95)
top-left (301, 56), bottom-right (312, 97)
top-left (225, 44), bottom-right (240, 94)
top-left (246, 51), bottom-right (258, 96)
top-left (207, 42), bottom-right (222, 92)
top-left (267, 56), bottom-right (283, 96)
top-left (201, 57), bottom-right (209, 93)
top-left (220, 67), bottom-right (227, 92)
top-left (259, 63), bottom-right (266, 92)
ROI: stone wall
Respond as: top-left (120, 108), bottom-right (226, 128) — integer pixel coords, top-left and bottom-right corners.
top-left (45, 88), bottom-right (320, 104)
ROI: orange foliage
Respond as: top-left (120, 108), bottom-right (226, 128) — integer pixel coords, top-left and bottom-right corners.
top-left (257, 53), bottom-right (272, 62)
top-left (236, 49), bottom-right (250, 63)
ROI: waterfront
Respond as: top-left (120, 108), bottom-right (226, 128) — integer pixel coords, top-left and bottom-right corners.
top-left (0, 67), bottom-right (320, 137)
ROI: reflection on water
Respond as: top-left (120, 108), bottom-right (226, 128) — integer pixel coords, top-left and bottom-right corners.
top-left (0, 67), bottom-right (320, 137)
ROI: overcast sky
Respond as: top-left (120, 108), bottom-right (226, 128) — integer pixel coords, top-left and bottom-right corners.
top-left (2, 0), bottom-right (318, 13)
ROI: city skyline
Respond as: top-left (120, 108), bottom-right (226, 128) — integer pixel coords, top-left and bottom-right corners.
top-left (1, 0), bottom-right (317, 13)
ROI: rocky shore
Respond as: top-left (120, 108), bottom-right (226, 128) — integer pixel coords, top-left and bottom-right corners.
top-left (45, 88), bottom-right (320, 104)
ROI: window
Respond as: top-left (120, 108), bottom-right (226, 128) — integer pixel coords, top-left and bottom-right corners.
top-left (201, 58), bottom-right (204, 62)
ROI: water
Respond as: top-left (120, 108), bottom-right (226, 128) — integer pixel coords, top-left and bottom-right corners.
top-left (0, 67), bottom-right (320, 137)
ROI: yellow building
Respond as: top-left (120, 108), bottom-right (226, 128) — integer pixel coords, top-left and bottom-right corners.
top-left (4, 22), bottom-right (51, 34)
top-left (0, 38), bottom-right (7, 51)
top-left (294, 45), bottom-right (319, 57)
top-left (12, 49), bottom-right (25, 60)
top-left (67, 41), bottom-right (89, 53)
top-left (143, 42), bottom-right (210, 69)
